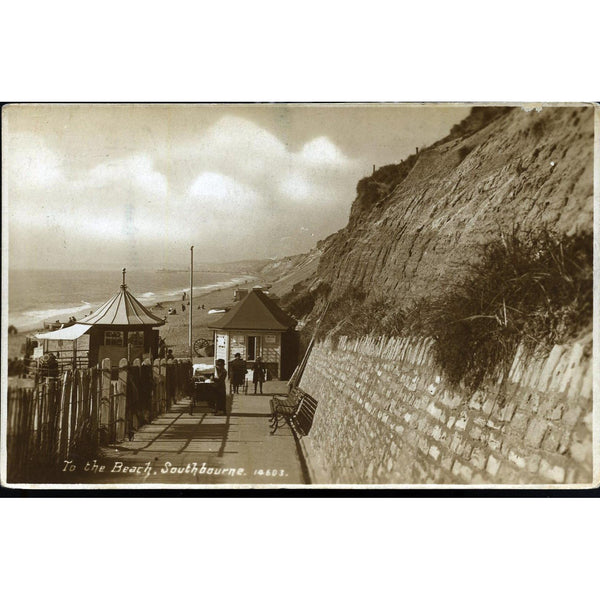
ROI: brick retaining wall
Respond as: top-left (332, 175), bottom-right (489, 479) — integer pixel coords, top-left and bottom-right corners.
top-left (299, 335), bottom-right (594, 485)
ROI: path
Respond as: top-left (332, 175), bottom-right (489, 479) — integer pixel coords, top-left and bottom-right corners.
top-left (72, 380), bottom-right (308, 485)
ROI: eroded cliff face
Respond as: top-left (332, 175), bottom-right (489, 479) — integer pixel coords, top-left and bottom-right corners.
top-left (315, 106), bottom-right (594, 304)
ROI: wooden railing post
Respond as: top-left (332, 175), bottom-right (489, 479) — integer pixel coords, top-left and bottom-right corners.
top-left (141, 358), bottom-right (152, 422)
top-left (159, 358), bottom-right (166, 413)
top-left (90, 367), bottom-right (99, 443)
top-left (100, 358), bottom-right (111, 445)
top-left (116, 359), bottom-right (128, 442)
top-left (58, 370), bottom-right (72, 460)
top-left (69, 369), bottom-right (79, 454)
top-left (153, 358), bottom-right (160, 417)
top-left (131, 358), bottom-right (141, 431)
top-left (46, 377), bottom-right (57, 461)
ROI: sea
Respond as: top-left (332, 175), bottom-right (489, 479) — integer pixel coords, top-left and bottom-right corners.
top-left (8, 269), bottom-right (255, 332)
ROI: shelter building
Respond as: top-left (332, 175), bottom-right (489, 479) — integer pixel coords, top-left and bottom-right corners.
top-left (76, 269), bottom-right (165, 366)
top-left (209, 289), bottom-right (298, 380)
top-left (34, 269), bottom-right (164, 372)
top-left (34, 324), bottom-right (91, 370)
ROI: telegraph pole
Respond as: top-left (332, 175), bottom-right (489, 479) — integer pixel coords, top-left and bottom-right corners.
top-left (189, 245), bottom-right (194, 364)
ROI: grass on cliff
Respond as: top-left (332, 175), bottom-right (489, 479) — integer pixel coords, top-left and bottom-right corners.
top-left (293, 229), bottom-right (592, 389)
top-left (425, 228), bottom-right (593, 387)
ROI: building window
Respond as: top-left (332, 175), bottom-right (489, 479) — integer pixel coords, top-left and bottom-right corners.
top-left (104, 331), bottom-right (124, 346)
top-left (128, 331), bottom-right (144, 347)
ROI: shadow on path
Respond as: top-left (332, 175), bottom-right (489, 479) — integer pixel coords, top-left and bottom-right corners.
top-left (52, 382), bottom-right (308, 485)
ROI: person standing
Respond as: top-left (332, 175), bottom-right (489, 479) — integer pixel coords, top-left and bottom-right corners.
top-left (253, 356), bottom-right (266, 395)
top-left (214, 359), bottom-right (228, 415)
top-left (229, 353), bottom-right (247, 394)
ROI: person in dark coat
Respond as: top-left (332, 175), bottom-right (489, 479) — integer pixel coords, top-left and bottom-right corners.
top-left (214, 359), bottom-right (228, 415)
top-left (252, 357), bottom-right (266, 395)
top-left (229, 353), bottom-right (247, 394)
top-left (40, 353), bottom-right (59, 378)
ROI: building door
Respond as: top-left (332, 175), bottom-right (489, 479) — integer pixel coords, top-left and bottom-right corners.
top-left (247, 336), bottom-right (260, 360)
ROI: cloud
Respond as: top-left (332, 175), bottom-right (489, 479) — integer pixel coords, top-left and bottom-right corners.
top-left (278, 172), bottom-right (314, 202)
top-left (163, 116), bottom-right (360, 205)
top-left (6, 112), bottom-right (365, 269)
top-left (299, 136), bottom-right (350, 165)
top-left (85, 154), bottom-right (168, 197)
top-left (189, 172), bottom-right (260, 211)
top-left (4, 132), bottom-right (63, 189)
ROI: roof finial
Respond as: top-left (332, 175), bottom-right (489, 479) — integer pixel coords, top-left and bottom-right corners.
top-left (121, 267), bottom-right (127, 289)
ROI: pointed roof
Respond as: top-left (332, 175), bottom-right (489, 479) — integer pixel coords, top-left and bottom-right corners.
top-left (77, 269), bottom-right (165, 327)
top-left (209, 289), bottom-right (296, 331)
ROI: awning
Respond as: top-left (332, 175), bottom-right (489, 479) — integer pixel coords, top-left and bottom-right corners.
top-left (36, 324), bottom-right (92, 341)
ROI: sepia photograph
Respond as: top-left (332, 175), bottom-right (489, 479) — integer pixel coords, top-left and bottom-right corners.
top-left (1, 102), bottom-right (596, 489)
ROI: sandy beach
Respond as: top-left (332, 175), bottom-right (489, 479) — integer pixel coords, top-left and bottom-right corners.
top-left (7, 277), bottom-right (271, 362)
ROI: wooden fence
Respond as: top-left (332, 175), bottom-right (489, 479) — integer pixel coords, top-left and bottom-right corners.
top-left (6, 358), bottom-right (192, 483)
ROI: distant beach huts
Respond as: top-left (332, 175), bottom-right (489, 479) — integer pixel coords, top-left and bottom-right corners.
top-left (233, 288), bottom-right (248, 302)
top-left (209, 289), bottom-right (299, 380)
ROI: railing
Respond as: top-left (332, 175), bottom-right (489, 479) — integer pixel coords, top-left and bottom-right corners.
top-left (22, 356), bottom-right (89, 380)
top-left (6, 357), bottom-right (192, 483)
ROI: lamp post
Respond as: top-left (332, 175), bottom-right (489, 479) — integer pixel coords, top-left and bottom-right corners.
top-left (189, 246), bottom-right (194, 364)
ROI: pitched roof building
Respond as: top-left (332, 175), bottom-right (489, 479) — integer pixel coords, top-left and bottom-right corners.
top-left (209, 289), bottom-right (296, 331)
top-left (209, 289), bottom-right (298, 381)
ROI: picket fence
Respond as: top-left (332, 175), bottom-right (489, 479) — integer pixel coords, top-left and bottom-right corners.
top-left (6, 357), bottom-right (192, 482)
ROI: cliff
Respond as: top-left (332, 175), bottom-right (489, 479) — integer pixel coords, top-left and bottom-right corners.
top-left (314, 105), bottom-right (593, 305)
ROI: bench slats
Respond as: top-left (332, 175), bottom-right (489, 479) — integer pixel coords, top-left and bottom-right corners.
top-left (270, 387), bottom-right (318, 436)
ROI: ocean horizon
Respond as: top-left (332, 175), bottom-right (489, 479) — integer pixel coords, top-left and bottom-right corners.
top-left (8, 268), bottom-right (256, 332)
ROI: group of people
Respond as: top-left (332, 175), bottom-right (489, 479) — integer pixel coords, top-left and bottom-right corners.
top-left (229, 353), bottom-right (266, 395)
top-left (39, 352), bottom-right (59, 378)
top-left (191, 353), bottom-right (268, 417)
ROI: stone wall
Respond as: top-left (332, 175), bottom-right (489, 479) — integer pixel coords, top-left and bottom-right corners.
top-left (299, 335), bottom-right (594, 485)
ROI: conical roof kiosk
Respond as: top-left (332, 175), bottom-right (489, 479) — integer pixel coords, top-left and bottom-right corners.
top-left (76, 268), bottom-right (165, 368)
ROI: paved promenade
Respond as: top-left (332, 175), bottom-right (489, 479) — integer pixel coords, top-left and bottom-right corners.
top-left (75, 380), bottom-right (308, 486)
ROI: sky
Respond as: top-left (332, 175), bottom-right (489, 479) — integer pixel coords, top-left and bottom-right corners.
top-left (3, 104), bottom-right (470, 270)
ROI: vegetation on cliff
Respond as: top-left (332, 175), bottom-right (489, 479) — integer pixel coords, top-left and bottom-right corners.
top-left (413, 228), bottom-right (593, 387)
top-left (283, 228), bottom-right (593, 389)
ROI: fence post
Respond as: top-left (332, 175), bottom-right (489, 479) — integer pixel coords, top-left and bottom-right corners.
top-left (131, 358), bottom-right (141, 431)
top-left (58, 370), bottom-right (72, 460)
top-left (142, 358), bottom-right (152, 421)
top-left (90, 367), bottom-right (99, 442)
top-left (100, 358), bottom-right (111, 445)
top-left (81, 369), bottom-right (90, 424)
top-left (45, 377), bottom-right (55, 460)
top-left (116, 358), bottom-right (128, 442)
top-left (159, 358), bottom-right (166, 413)
top-left (69, 369), bottom-right (79, 454)
top-left (165, 359), bottom-right (172, 409)
top-left (153, 359), bottom-right (161, 416)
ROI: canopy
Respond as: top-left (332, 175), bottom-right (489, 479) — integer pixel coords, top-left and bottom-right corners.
top-left (77, 269), bottom-right (164, 327)
top-left (36, 324), bottom-right (92, 341)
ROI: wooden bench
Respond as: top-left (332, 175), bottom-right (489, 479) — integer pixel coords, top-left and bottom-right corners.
top-left (270, 387), bottom-right (318, 436)
top-left (269, 387), bottom-right (302, 421)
